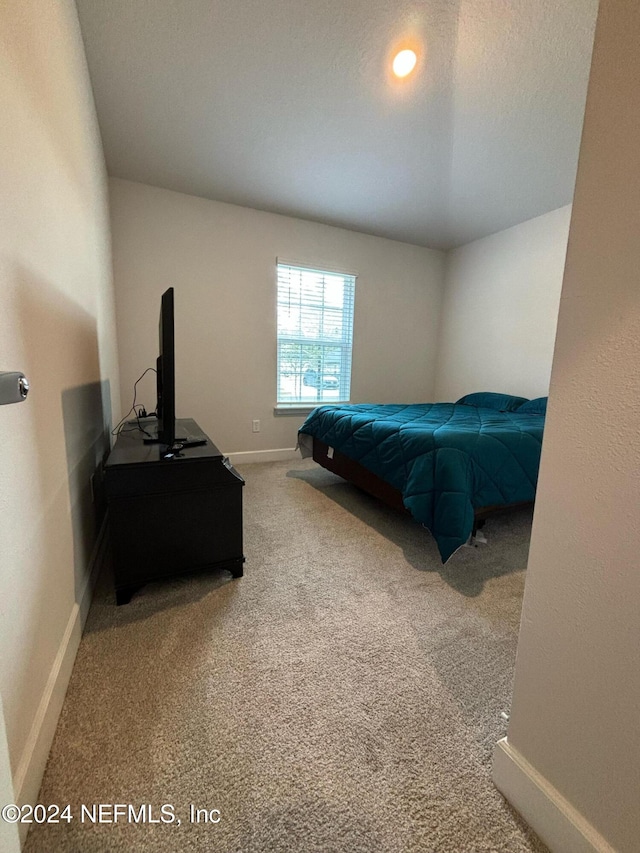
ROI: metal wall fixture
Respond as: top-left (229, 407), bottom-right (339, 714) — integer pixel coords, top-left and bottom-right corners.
top-left (0, 372), bottom-right (30, 405)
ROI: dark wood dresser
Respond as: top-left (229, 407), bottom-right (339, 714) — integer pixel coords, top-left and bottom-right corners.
top-left (104, 418), bottom-right (244, 604)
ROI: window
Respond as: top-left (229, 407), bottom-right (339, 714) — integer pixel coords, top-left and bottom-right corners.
top-left (276, 261), bottom-right (356, 406)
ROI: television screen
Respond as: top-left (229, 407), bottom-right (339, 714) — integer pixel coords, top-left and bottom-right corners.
top-left (143, 287), bottom-right (206, 453)
top-left (157, 287), bottom-right (176, 447)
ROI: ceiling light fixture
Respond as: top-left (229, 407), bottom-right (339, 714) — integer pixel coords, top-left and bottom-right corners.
top-left (392, 49), bottom-right (417, 78)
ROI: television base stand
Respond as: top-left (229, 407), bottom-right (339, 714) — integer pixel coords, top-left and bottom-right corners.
top-left (142, 424), bottom-right (208, 449)
top-left (142, 436), bottom-right (208, 452)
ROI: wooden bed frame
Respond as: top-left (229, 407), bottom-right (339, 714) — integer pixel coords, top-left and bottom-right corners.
top-left (311, 437), bottom-right (532, 534)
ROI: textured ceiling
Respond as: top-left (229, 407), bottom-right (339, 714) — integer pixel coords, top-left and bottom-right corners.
top-left (75, 0), bottom-right (598, 249)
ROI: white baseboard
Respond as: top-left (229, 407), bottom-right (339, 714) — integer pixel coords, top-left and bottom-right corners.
top-left (492, 738), bottom-right (616, 853)
top-left (227, 447), bottom-right (301, 465)
top-left (13, 521), bottom-right (107, 845)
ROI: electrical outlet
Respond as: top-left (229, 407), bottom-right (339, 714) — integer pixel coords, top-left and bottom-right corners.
top-left (252, 419), bottom-right (260, 433)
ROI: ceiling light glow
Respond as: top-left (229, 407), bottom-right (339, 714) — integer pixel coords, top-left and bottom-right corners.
top-left (393, 49), bottom-right (417, 78)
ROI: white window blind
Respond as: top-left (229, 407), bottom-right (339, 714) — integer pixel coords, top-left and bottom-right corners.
top-left (276, 262), bottom-right (356, 406)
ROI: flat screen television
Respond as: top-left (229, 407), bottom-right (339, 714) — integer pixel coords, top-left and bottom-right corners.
top-left (144, 287), bottom-right (206, 451)
top-left (156, 287), bottom-right (176, 447)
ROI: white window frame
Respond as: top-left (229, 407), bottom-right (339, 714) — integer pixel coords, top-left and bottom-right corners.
top-left (275, 259), bottom-right (356, 412)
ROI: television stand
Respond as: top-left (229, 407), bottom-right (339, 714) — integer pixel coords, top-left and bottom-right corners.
top-left (141, 420), bottom-right (207, 448)
top-left (148, 436), bottom-right (208, 456)
top-left (104, 418), bottom-right (244, 604)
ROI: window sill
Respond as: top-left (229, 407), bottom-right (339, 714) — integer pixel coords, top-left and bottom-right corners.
top-left (273, 403), bottom-right (348, 417)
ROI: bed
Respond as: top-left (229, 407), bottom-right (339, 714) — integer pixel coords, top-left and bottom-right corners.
top-left (298, 393), bottom-right (547, 562)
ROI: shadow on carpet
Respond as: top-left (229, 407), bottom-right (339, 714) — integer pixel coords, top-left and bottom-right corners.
top-left (287, 464), bottom-right (534, 598)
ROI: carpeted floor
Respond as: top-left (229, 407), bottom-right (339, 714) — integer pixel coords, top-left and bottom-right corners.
top-left (25, 459), bottom-right (547, 852)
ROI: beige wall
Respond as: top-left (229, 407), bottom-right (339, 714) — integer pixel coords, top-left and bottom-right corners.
top-left (0, 0), bottom-right (119, 814)
top-left (109, 178), bottom-right (445, 456)
top-left (494, 0), bottom-right (640, 850)
top-left (435, 206), bottom-right (571, 402)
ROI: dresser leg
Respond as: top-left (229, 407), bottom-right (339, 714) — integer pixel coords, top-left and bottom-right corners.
top-left (230, 560), bottom-right (244, 579)
top-left (116, 586), bottom-right (138, 605)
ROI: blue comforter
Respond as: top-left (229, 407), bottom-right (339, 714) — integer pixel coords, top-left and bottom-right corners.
top-left (299, 402), bottom-right (545, 562)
